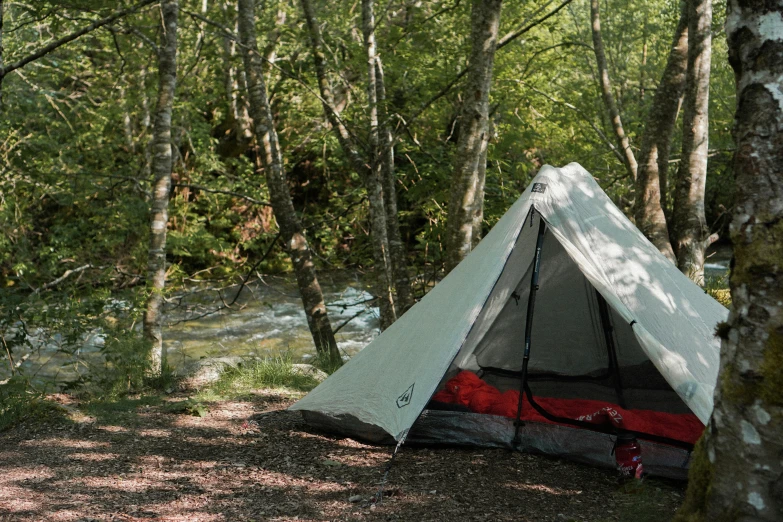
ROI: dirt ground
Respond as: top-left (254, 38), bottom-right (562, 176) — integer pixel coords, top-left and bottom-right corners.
top-left (0, 390), bottom-right (686, 521)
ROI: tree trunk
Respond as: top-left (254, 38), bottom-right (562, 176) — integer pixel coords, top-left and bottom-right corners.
top-left (360, 0), bottom-right (396, 329)
top-left (590, 0), bottom-right (637, 181)
top-left (376, 58), bottom-right (414, 314)
top-left (444, 0), bottom-right (502, 273)
top-left (142, 0), bottom-right (178, 374)
top-left (675, 2), bottom-right (783, 520)
top-left (471, 114), bottom-right (493, 248)
top-left (671, 0), bottom-right (712, 284)
top-left (237, 0), bottom-right (340, 361)
top-left (633, 2), bottom-right (688, 263)
top-left (301, 0), bottom-right (398, 329)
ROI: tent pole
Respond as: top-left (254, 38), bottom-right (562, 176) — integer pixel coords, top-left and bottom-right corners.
top-left (596, 291), bottom-right (626, 408)
top-left (512, 211), bottom-right (547, 447)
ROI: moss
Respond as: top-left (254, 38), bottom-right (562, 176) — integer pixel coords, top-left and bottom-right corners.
top-left (730, 217), bottom-right (783, 287)
top-left (673, 438), bottom-right (713, 522)
top-left (718, 360), bottom-right (758, 406)
top-left (759, 329), bottom-right (783, 406)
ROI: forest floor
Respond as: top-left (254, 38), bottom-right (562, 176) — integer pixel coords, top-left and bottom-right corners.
top-left (0, 388), bottom-right (686, 522)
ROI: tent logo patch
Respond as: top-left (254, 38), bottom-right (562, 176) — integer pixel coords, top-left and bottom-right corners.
top-left (396, 383), bottom-right (415, 408)
top-left (532, 183), bottom-right (547, 193)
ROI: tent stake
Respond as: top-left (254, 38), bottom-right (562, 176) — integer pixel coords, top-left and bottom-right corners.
top-left (512, 211), bottom-right (547, 447)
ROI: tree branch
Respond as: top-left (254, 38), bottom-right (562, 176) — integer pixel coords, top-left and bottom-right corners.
top-left (182, 9), bottom-right (363, 153)
top-left (171, 182), bottom-right (272, 207)
top-left (396, 0), bottom-right (575, 135)
top-left (524, 83), bottom-right (625, 165)
top-left (34, 264), bottom-right (101, 293)
top-left (497, 0), bottom-right (574, 49)
top-left (0, 0), bottom-right (158, 79)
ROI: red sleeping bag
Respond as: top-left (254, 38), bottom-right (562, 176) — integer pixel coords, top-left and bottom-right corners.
top-left (431, 371), bottom-right (703, 445)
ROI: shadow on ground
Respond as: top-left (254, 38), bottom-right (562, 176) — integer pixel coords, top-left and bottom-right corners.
top-left (0, 390), bottom-right (684, 521)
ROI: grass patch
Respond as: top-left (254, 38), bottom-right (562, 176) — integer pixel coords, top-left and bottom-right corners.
top-left (311, 350), bottom-right (344, 375)
top-left (704, 274), bottom-right (730, 307)
top-left (0, 376), bottom-right (61, 431)
top-left (163, 397), bottom-right (208, 417)
top-left (82, 394), bottom-right (163, 425)
top-left (197, 355), bottom-right (321, 402)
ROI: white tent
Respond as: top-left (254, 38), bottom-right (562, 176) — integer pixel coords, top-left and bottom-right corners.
top-left (291, 163), bottom-right (727, 477)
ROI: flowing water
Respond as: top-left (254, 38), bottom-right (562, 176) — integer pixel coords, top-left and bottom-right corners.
top-left (3, 245), bottom-right (732, 388)
top-left (162, 272), bottom-right (380, 368)
top-left (2, 272), bottom-right (380, 388)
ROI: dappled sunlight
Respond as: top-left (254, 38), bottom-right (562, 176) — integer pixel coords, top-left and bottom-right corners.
top-left (97, 425), bottom-right (130, 433)
top-left (20, 438), bottom-right (110, 449)
top-left (503, 481), bottom-right (584, 496)
top-left (0, 390), bottom-right (687, 521)
top-left (541, 164), bottom-right (727, 423)
top-left (136, 428), bottom-right (173, 438)
top-left (67, 452), bottom-right (121, 462)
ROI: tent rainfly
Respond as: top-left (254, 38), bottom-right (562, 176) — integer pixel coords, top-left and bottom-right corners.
top-left (290, 163), bottom-right (728, 479)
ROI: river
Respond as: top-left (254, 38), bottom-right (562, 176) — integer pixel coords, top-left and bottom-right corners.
top-left (3, 245), bottom-right (731, 389)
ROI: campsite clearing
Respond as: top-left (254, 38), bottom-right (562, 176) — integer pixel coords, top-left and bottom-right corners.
top-left (0, 389), bottom-right (685, 521)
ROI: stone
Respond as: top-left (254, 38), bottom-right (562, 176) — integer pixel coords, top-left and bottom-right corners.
top-left (291, 364), bottom-right (328, 382)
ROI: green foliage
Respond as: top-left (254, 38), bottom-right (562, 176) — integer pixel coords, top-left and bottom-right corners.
top-left (704, 275), bottom-right (731, 307)
top-left (83, 394), bottom-right (163, 425)
top-left (197, 355), bottom-right (320, 402)
top-left (0, 0), bottom-right (737, 410)
top-left (0, 376), bottom-right (50, 431)
top-left (163, 397), bottom-right (209, 417)
top-left (311, 350), bottom-right (344, 375)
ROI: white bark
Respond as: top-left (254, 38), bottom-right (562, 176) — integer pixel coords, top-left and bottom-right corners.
top-left (143, 0), bottom-right (178, 374)
top-left (678, 1), bottom-right (783, 519)
top-left (444, 0), bottom-right (502, 273)
top-left (671, 0), bottom-right (712, 284)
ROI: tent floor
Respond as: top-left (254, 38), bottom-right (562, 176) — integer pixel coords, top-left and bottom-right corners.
top-left (299, 409), bottom-right (692, 480)
top-left (407, 410), bottom-right (692, 480)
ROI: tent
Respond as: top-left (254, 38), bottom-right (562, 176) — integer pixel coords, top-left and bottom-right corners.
top-left (290, 163), bottom-right (727, 479)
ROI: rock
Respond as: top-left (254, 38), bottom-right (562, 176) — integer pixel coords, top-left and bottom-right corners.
top-left (349, 495), bottom-right (363, 503)
top-left (176, 356), bottom-right (247, 389)
top-left (291, 364), bottom-right (328, 382)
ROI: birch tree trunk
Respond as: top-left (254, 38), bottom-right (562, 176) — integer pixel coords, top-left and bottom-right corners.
top-left (444, 0), bottom-right (502, 273)
top-left (143, 0), bottom-right (178, 374)
top-left (676, 2), bottom-right (783, 519)
top-left (590, 0), bottom-right (637, 181)
top-left (633, 2), bottom-right (688, 263)
top-left (376, 59), bottom-right (414, 313)
top-left (360, 0), bottom-right (396, 329)
top-left (2, 1), bottom-right (6, 103)
top-left (237, 0), bottom-right (340, 360)
top-left (301, 0), bottom-right (398, 329)
top-left (671, 0), bottom-right (712, 284)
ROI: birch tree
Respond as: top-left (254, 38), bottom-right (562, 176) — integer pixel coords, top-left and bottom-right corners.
top-left (142, 0), bottom-right (178, 374)
top-left (589, 0), bottom-right (637, 181)
top-left (444, 0), bottom-right (502, 273)
top-left (671, 0), bottom-right (713, 284)
top-left (237, 0), bottom-right (340, 361)
top-left (676, 1), bottom-right (783, 519)
top-left (300, 0), bottom-right (398, 329)
top-left (364, 0), bottom-right (414, 315)
top-left (633, 2), bottom-right (688, 263)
